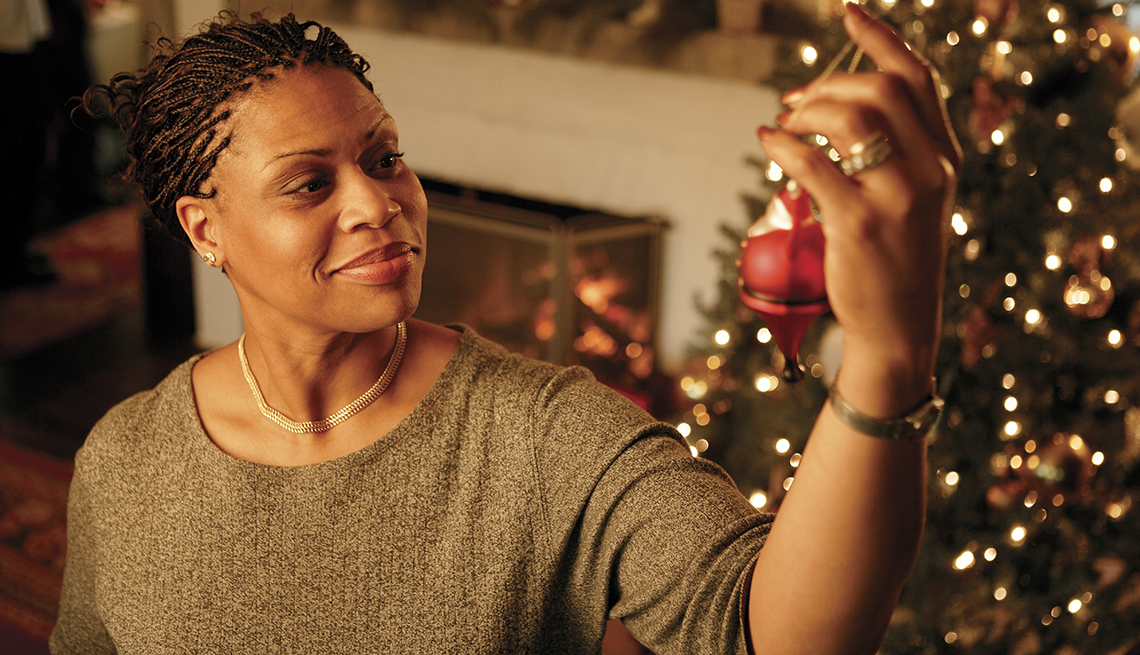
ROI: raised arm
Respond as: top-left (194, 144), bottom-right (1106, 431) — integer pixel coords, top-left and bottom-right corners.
top-left (746, 4), bottom-right (961, 653)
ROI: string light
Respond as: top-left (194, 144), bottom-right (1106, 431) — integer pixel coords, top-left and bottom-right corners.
top-left (749, 491), bottom-right (767, 509)
top-left (1045, 254), bottom-right (1061, 270)
top-left (1054, 29), bottom-right (1068, 44)
top-left (1057, 197), bottom-right (1072, 213)
top-left (972, 17), bottom-right (988, 36)
top-left (991, 128), bottom-right (1006, 145)
top-left (714, 329), bottom-right (730, 346)
top-left (996, 41), bottom-right (1012, 55)
top-left (1102, 235), bottom-right (1116, 250)
top-left (1025, 309), bottom-right (1041, 326)
top-left (1109, 330), bottom-right (1123, 347)
top-left (677, 422), bottom-right (691, 437)
top-left (984, 547), bottom-right (997, 561)
top-left (994, 586), bottom-right (1008, 600)
top-left (1056, 113), bottom-right (1071, 128)
top-left (1020, 71), bottom-right (1033, 85)
top-left (1010, 525), bottom-right (1027, 543)
top-left (952, 211), bottom-right (968, 235)
top-left (1005, 272), bottom-right (1017, 286)
top-left (945, 471), bottom-right (959, 486)
top-left (801, 44), bottom-right (818, 65)
top-left (775, 438), bottom-right (790, 454)
top-left (953, 550), bottom-right (976, 570)
top-left (766, 161), bottom-right (783, 182)
top-left (1004, 396), bottom-right (1018, 411)
top-left (1047, 6), bottom-right (1063, 22)
top-left (1003, 374), bottom-right (1015, 389)
top-left (1024, 490), bottom-right (1037, 507)
top-left (946, 31), bottom-right (960, 46)
top-left (756, 328), bottom-right (772, 343)
top-left (1092, 451), bottom-right (1104, 465)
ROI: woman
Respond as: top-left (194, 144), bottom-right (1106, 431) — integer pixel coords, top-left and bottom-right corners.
top-left (53, 4), bottom-right (959, 653)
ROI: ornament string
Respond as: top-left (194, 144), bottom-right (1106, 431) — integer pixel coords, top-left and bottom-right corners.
top-left (784, 40), bottom-right (866, 133)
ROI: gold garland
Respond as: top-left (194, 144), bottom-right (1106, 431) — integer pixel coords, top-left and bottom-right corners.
top-left (238, 322), bottom-right (408, 434)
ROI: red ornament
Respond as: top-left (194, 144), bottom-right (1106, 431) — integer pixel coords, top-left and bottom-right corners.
top-left (737, 183), bottom-right (828, 382)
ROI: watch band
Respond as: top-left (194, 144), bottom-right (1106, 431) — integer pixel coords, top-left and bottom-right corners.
top-left (828, 380), bottom-right (944, 440)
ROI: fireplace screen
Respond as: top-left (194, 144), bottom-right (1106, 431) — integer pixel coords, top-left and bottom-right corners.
top-left (416, 187), bottom-right (664, 397)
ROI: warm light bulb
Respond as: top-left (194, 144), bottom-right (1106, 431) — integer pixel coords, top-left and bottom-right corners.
top-left (1025, 309), bottom-right (1041, 325)
top-left (715, 329), bottom-right (730, 346)
top-left (1068, 599), bottom-right (1083, 613)
top-left (801, 45), bottom-right (818, 65)
top-left (1054, 28), bottom-right (1067, 44)
top-left (991, 129), bottom-right (1005, 145)
top-left (1020, 71), bottom-right (1033, 85)
top-left (677, 422), bottom-right (691, 438)
top-left (1102, 235), bottom-right (1116, 250)
top-left (972, 17), bottom-right (988, 35)
top-left (952, 212), bottom-right (968, 235)
top-left (946, 31), bottom-right (960, 46)
top-left (995, 586), bottom-right (1008, 600)
top-left (1045, 254), bottom-right (1061, 270)
top-left (756, 328), bottom-right (772, 343)
top-left (1005, 272), bottom-right (1017, 286)
top-left (1057, 197), bottom-right (1072, 213)
top-left (1010, 525), bottom-right (1027, 543)
top-left (775, 438), bottom-right (791, 454)
top-left (766, 161), bottom-right (783, 182)
top-left (1047, 6), bottom-right (1062, 22)
top-left (1004, 396), bottom-right (1018, 411)
top-left (1092, 451), bottom-right (1104, 466)
top-left (1005, 421), bottom-right (1021, 437)
top-left (749, 491), bottom-right (767, 509)
top-left (945, 471), bottom-right (960, 486)
top-left (1056, 113), bottom-right (1071, 128)
top-left (1002, 374), bottom-right (1015, 389)
top-left (953, 550), bottom-right (976, 570)
top-left (1105, 390), bottom-right (1120, 404)
top-left (1109, 330), bottom-right (1123, 347)
top-left (984, 547), bottom-right (997, 561)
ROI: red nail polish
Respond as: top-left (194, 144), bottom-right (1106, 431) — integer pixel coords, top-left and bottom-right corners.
top-left (775, 109), bottom-right (792, 125)
top-left (757, 125), bottom-right (775, 140)
top-left (846, 2), bottom-right (868, 22)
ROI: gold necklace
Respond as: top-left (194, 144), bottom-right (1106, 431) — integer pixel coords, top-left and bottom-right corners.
top-left (238, 322), bottom-right (408, 434)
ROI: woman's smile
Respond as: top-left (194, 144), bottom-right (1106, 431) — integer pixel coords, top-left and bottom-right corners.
top-left (333, 243), bottom-right (419, 284)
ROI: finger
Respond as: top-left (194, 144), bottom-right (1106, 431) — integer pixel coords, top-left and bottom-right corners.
top-left (758, 126), bottom-right (859, 213)
top-left (842, 2), bottom-right (962, 171)
top-left (780, 81), bottom-right (944, 181)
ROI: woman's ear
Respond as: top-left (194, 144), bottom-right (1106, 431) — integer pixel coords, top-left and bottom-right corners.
top-left (176, 196), bottom-right (224, 267)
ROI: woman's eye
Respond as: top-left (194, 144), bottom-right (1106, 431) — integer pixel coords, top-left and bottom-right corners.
top-left (290, 178), bottom-right (328, 194)
top-left (377, 152), bottom-right (405, 170)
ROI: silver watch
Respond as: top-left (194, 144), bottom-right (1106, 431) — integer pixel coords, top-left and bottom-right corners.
top-left (829, 381), bottom-right (944, 440)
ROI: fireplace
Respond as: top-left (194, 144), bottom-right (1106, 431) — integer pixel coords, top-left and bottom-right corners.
top-left (416, 181), bottom-right (667, 409)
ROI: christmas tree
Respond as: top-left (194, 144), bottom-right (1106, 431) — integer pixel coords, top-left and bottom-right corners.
top-left (678, 0), bottom-right (1140, 651)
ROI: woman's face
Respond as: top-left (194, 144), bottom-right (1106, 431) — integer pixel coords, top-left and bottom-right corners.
top-left (191, 64), bottom-right (428, 335)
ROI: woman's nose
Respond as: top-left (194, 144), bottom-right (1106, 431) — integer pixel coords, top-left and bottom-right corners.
top-left (337, 170), bottom-right (400, 231)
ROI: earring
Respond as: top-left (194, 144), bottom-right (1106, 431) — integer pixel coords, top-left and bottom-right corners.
top-left (202, 252), bottom-right (218, 267)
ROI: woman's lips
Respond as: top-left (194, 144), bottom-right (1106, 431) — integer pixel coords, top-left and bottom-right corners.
top-left (334, 244), bottom-right (417, 284)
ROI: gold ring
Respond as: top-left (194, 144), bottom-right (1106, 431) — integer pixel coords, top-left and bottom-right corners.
top-left (839, 132), bottom-right (892, 176)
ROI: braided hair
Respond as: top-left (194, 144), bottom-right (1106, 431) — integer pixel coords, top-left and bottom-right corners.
top-left (84, 12), bottom-right (373, 244)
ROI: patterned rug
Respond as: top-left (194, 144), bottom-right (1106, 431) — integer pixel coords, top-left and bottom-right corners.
top-left (0, 439), bottom-right (72, 642)
top-left (0, 205), bottom-right (142, 360)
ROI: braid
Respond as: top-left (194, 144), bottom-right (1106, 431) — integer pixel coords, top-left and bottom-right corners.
top-left (83, 12), bottom-right (373, 244)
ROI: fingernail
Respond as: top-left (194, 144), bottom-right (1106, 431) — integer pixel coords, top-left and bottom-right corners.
top-left (781, 88), bottom-right (805, 106)
top-left (775, 110), bottom-right (792, 126)
top-left (757, 125), bottom-right (775, 141)
top-left (846, 2), bottom-right (869, 23)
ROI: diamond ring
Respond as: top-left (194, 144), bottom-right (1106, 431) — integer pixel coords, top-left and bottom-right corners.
top-left (839, 132), bottom-right (893, 176)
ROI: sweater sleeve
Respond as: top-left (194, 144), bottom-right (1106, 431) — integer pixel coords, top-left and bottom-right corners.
top-left (531, 365), bottom-right (772, 655)
top-left (50, 443), bottom-right (117, 654)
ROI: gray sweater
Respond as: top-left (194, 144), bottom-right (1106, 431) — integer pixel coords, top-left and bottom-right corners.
top-left (51, 327), bottom-right (771, 654)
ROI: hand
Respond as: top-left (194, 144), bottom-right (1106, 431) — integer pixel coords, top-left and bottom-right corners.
top-left (758, 2), bottom-right (962, 415)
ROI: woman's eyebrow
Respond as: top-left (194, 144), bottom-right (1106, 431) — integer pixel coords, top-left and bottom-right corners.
top-left (264, 116), bottom-right (395, 169)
